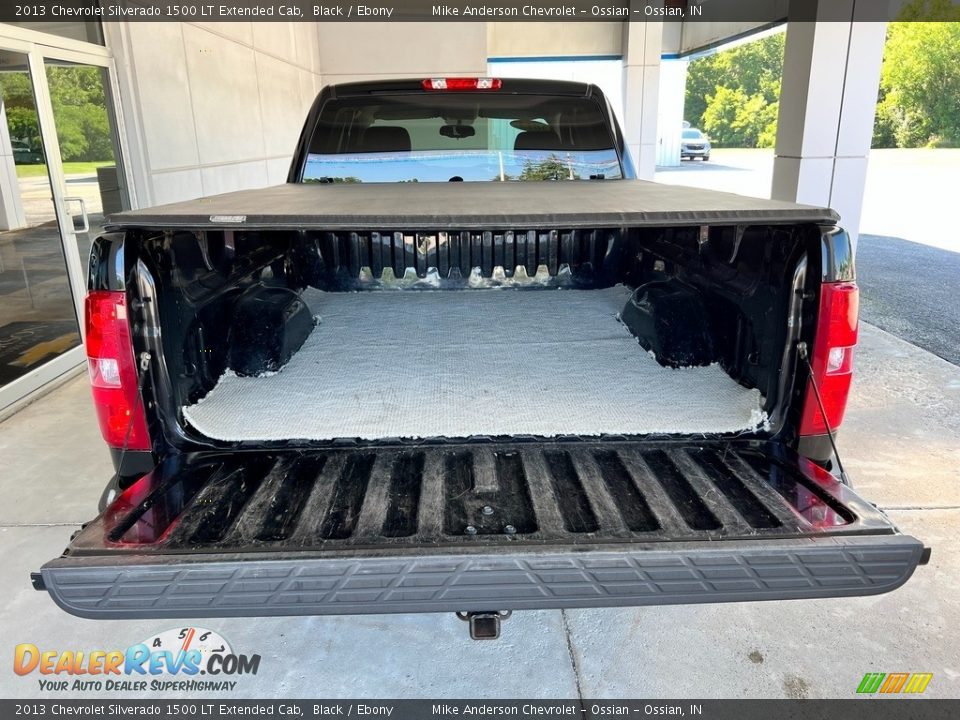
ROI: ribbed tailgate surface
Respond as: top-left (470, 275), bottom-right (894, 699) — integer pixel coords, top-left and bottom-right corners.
top-left (41, 441), bottom-right (924, 619)
top-left (66, 441), bottom-right (897, 556)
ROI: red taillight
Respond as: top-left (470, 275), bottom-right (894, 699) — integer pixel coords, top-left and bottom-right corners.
top-left (421, 77), bottom-right (502, 91)
top-left (799, 281), bottom-right (859, 436)
top-left (85, 290), bottom-right (150, 450)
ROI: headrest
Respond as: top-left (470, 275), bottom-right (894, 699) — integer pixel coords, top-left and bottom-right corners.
top-left (514, 130), bottom-right (564, 151)
top-left (360, 126), bottom-right (411, 152)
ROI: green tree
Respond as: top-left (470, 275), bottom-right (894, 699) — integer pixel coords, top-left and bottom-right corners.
top-left (683, 58), bottom-right (726, 137)
top-left (897, 0), bottom-right (960, 20)
top-left (5, 106), bottom-right (42, 150)
top-left (684, 13), bottom-right (960, 150)
top-left (874, 22), bottom-right (960, 147)
top-left (684, 32), bottom-right (785, 148)
top-left (0, 73), bottom-right (42, 150)
top-left (0, 66), bottom-right (115, 162)
top-left (46, 67), bottom-right (115, 162)
top-left (701, 86), bottom-right (745, 146)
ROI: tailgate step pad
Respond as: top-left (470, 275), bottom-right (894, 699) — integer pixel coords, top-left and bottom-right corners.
top-left (40, 441), bottom-right (923, 618)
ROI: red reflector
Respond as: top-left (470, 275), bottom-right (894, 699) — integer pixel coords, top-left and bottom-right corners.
top-left (799, 282), bottom-right (859, 436)
top-left (421, 77), bottom-right (502, 91)
top-left (85, 291), bottom-right (150, 450)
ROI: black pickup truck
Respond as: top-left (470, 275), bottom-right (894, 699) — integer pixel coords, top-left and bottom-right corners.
top-left (35, 78), bottom-right (926, 636)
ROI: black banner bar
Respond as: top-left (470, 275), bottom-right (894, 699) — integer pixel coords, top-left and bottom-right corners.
top-left (2, 700), bottom-right (959, 720)
top-left (2, 0), bottom-right (959, 23)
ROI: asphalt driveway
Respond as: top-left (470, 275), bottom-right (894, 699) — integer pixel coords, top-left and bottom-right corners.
top-left (857, 234), bottom-right (960, 366)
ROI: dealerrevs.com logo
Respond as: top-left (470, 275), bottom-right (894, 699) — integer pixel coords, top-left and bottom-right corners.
top-left (14, 627), bottom-right (261, 693)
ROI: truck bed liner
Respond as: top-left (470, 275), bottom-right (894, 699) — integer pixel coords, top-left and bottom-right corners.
top-left (182, 287), bottom-right (766, 441)
top-left (106, 180), bottom-right (839, 231)
top-left (39, 440), bottom-right (923, 618)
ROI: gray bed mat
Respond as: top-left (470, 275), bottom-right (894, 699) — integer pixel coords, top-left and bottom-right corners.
top-left (183, 286), bottom-right (766, 441)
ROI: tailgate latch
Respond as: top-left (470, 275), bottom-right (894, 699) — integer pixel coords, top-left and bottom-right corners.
top-left (456, 610), bottom-right (512, 640)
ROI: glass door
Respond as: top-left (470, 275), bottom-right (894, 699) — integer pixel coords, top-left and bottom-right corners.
top-left (41, 57), bottom-right (130, 275)
top-left (0, 47), bottom-right (82, 403)
top-left (0, 30), bottom-right (130, 412)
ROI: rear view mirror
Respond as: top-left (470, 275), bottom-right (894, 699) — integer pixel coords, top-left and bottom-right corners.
top-left (440, 124), bottom-right (475, 139)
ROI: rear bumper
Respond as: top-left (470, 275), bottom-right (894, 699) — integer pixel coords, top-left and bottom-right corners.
top-left (40, 534), bottom-right (924, 619)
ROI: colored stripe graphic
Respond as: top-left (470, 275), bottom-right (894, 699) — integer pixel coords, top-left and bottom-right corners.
top-left (857, 672), bottom-right (932, 694)
top-left (880, 672), bottom-right (910, 693)
top-left (857, 673), bottom-right (886, 693)
top-left (903, 673), bottom-right (933, 694)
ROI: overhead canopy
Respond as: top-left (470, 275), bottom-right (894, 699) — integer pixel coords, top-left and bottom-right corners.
top-left (107, 180), bottom-right (839, 231)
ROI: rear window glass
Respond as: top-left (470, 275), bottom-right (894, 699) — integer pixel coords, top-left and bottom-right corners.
top-left (302, 93), bottom-right (622, 183)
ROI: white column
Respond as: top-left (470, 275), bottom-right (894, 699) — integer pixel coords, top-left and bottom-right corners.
top-left (656, 59), bottom-right (688, 168)
top-left (621, 21), bottom-right (663, 179)
top-left (772, 0), bottom-right (887, 248)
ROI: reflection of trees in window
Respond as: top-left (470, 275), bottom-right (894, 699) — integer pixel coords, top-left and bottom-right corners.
top-left (304, 176), bottom-right (362, 184)
top-left (492, 155), bottom-right (584, 182)
top-left (837, 258), bottom-right (854, 281)
top-left (519, 155), bottom-right (580, 181)
top-left (0, 67), bottom-right (113, 162)
top-left (0, 73), bottom-right (43, 152)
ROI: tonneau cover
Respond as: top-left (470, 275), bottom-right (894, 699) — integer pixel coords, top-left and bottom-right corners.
top-left (107, 180), bottom-right (839, 231)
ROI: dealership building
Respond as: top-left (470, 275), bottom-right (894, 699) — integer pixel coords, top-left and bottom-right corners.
top-left (0, 2), bottom-right (886, 413)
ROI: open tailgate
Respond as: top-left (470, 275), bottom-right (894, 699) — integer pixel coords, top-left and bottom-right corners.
top-left (35, 440), bottom-right (925, 619)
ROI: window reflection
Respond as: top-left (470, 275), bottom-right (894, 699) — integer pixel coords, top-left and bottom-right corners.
top-left (0, 50), bottom-right (81, 390)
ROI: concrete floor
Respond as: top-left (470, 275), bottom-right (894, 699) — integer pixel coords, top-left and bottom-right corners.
top-left (0, 322), bottom-right (957, 699)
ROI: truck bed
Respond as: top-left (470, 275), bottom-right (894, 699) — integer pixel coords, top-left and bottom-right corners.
top-left (183, 287), bottom-right (766, 441)
top-left (37, 78), bottom-right (927, 622)
top-left (39, 439), bottom-right (923, 619)
top-left (105, 180), bottom-right (839, 231)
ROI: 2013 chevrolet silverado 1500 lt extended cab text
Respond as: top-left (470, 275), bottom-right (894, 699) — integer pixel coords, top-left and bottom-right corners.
top-left (34, 79), bottom-right (927, 633)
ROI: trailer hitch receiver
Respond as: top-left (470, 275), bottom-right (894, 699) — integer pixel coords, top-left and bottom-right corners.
top-left (457, 611), bottom-right (512, 640)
